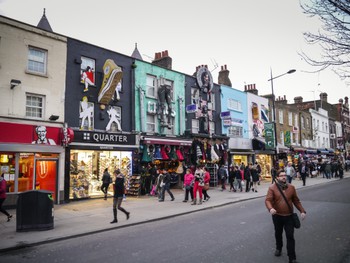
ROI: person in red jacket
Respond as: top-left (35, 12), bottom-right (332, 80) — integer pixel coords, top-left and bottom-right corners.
top-left (265, 170), bottom-right (306, 263)
top-left (0, 173), bottom-right (12, 222)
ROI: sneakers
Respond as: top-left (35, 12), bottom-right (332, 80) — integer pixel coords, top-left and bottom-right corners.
top-left (98, 59), bottom-right (123, 105)
top-left (126, 212), bottom-right (130, 220)
top-left (7, 215), bottom-right (12, 222)
top-left (171, 197), bottom-right (175, 201)
top-left (274, 250), bottom-right (281, 257)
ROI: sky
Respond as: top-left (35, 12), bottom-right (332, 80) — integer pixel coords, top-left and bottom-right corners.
top-left (1, 0), bottom-right (349, 105)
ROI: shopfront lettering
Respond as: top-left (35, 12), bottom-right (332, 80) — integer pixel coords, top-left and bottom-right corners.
top-left (92, 133), bottom-right (128, 143)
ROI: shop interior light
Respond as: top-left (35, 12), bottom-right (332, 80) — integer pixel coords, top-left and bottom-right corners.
top-left (0, 155), bottom-right (9, 163)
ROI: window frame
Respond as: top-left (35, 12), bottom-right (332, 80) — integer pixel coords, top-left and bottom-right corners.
top-left (27, 46), bottom-right (47, 75)
top-left (26, 93), bottom-right (45, 119)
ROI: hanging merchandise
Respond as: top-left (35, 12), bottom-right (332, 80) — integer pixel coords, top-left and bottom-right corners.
top-left (141, 145), bottom-right (152, 163)
top-left (176, 146), bottom-right (184, 161)
top-left (168, 145), bottom-right (178, 160)
top-left (161, 145), bottom-right (169, 160)
top-left (211, 145), bottom-right (220, 163)
top-left (175, 161), bottom-right (184, 174)
top-left (153, 145), bottom-right (162, 160)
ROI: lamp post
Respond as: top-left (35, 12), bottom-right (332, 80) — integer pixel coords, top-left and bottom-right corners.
top-left (268, 69), bottom-right (296, 156)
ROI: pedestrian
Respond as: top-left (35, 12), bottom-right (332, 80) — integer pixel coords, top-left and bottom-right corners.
top-left (202, 167), bottom-right (211, 201)
top-left (233, 165), bottom-right (243, 192)
top-left (228, 166), bottom-right (235, 192)
top-left (324, 161), bottom-right (332, 179)
top-left (156, 170), bottom-right (164, 200)
top-left (218, 165), bottom-right (227, 191)
top-left (110, 169), bottom-right (130, 224)
top-left (183, 169), bottom-right (194, 202)
top-left (298, 161), bottom-right (308, 186)
top-left (244, 163), bottom-right (252, 192)
top-left (251, 163), bottom-right (259, 192)
top-left (255, 161), bottom-right (262, 185)
top-left (0, 173), bottom-right (12, 222)
top-left (159, 169), bottom-right (175, 202)
top-left (265, 170), bottom-right (307, 263)
top-left (101, 168), bottom-right (112, 200)
top-left (192, 165), bottom-right (204, 205)
top-left (284, 162), bottom-right (296, 184)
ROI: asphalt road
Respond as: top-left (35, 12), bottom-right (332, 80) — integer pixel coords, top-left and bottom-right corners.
top-left (2, 178), bottom-right (350, 263)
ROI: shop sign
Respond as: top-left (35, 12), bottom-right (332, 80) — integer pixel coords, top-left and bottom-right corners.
top-left (74, 131), bottom-right (136, 145)
top-left (223, 119), bottom-right (232, 126)
top-left (186, 104), bottom-right (197, 113)
top-left (264, 122), bottom-right (275, 149)
top-left (220, 111), bottom-right (231, 119)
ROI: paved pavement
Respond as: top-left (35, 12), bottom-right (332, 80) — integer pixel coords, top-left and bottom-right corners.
top-left (0, 173), bottom-right (348, 253)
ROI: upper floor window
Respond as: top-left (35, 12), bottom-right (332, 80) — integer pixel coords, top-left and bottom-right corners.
top-left (192, 119), bottom-right (199, 134)
top-left (191, 88), bottom-right (200, 106)
top-left (278, 109), bottom-right (284, 124)
top-left (146, 114), bottom-right (156, 133)
top-left (209, 121), bottom-right (215, 135)
top-left (306, 117), bottom-right (310, 129)
top-left (227, 98), bottom-right (242, 111)
top-left (294, 114), bottom-right (298, 127)
top-left (26, 93), bottom-right (44, 119)
top-left (228, 126), bottom-right (243, 137)
top-left (27, 46), bottom-right (47, 75)
top-left (146, 75), bottom-right (157, 98)
top-left (288, 112), bottom-right (292, 126)
top-left (301, 116), bottom-right (305, 129)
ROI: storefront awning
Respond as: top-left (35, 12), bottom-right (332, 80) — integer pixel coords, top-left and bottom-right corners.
top-left (142, 137), bottom-right (192, 146)
top-left (305, 148), bottom-right (317, 154)
top-left (277, 143), bottom-right (289, 153)
top-left (291, 146), bottom-right (306, 152)
top-left (317, 148), bottom-right (329, 154)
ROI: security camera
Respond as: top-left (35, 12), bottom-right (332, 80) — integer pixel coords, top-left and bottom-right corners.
top-left (10, 79), bottom-right (21, 89)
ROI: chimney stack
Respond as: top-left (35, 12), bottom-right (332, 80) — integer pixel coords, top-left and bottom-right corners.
top-left (294, 96), bottom-right (303, 104)
top-left (218, 64), bottom-right (232, 87)
top-left (244, 83), bottom-right (258, 95)
top-left (152, 50), bottom-right (172, 70)
top-left (319, 92), bottom-right (328, 103)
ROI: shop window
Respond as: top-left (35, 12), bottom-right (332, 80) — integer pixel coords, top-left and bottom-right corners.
top-left (0, 153), bottom-right (15, 193)
top-left (209, 121), bottom-right (215, 135)
top-left (26, 93), bottom-right (45, 119)
top-left (69, 150), bottom-right (132, 200)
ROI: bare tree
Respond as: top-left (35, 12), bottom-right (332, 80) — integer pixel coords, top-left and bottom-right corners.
top-left (300, 0), bottom-right (350, 79)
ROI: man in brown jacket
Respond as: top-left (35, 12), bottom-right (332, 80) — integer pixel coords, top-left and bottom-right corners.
top-left (265, 170), bottom-right (306, 263)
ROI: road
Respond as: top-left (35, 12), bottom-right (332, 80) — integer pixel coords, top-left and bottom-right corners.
top-left (2, 179), bottom-right (350, 263)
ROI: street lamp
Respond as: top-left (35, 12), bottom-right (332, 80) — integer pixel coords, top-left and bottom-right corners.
top-left (267, 68), bottom-right (296, 155)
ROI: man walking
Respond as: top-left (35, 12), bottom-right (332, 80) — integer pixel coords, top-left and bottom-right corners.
top-left (265, 170), bottom-right (306, 263)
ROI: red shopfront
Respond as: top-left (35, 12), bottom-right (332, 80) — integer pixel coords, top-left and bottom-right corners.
top-left (0, 121), bottom-right (70, 206)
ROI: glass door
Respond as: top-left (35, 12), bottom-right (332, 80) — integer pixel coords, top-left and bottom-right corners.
top-left (35, 159), bottom-right (58, 201)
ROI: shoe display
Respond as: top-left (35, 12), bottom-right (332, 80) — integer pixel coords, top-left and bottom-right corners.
top-left (98, 59), bottom-right (123, 105)
top-left (274, 250), bottom-right (281, 257)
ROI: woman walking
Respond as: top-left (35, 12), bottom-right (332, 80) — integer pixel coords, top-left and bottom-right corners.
top-left (203, 167), bottom-right (211, 201)
top-left (0, 173), bottom-right (12, 222)
top-left (110, 169), bottom-right (130, 224)
top-left (192, 165), bottom-right (204, 205)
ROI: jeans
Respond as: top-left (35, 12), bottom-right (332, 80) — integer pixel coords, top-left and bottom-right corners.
top-left (101, 183), bottom-right (110, 195)
top-left (234, 179), bottom-right (242, 191)
top-left (287, 176), bottom-right (293, 184)
top-left (184, 186), bottom-right (193, 201)
top-left (160, 183), bottom-right (174, 200)
top-left (272, 214), bottom-right (296, 261)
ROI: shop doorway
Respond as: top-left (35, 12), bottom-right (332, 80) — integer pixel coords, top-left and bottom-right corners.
top-left (35, 159), bottom-right (58, 201)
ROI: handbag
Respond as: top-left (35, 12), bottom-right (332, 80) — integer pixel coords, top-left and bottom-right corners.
top-left (273, 177), bottom-right (301, 229)
top-left (202, 183), bottom-right (209, 190)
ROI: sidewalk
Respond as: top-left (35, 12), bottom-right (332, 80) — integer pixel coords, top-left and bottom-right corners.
top-left (0, 173), bottom-right (349, 253)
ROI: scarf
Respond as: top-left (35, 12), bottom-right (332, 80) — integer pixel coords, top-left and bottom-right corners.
top-left (277, 181), bottom-right (288, 190)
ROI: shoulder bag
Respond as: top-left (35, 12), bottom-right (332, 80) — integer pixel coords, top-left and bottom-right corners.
top-left (273, 177), bottom-right (301, 229)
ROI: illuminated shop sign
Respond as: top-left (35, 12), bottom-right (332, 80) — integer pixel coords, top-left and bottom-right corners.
top-left (74, 131), bottom-right (136, 145)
